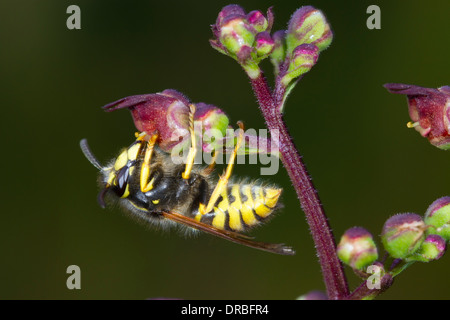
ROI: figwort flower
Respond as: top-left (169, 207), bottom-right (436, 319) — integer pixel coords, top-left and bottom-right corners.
top-left (102, 89), bottom-right (229, 153)
top-left (424, 196), bottom-right (450, 241)
top-left (337, 227), bottom-right (378, 271)
top-left (381, 213), bottom-right (426, 259)
top-left (384, 83), bottom-right (450, 149)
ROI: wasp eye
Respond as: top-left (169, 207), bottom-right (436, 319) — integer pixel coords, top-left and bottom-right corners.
top-left (152, 199), bottom-right (160, 205)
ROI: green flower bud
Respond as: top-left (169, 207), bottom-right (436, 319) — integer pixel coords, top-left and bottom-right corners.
top-left (254, 31), bottom-right (275, 58)
top-left (406, 234), bottom-right (447, 262)
top-left (220, 16), bottom-right (255, 59)
top-left (285, 6), bottom-right (333, 56)
top-left (424, 196), bottom-right (450, 241)
top-left (247, 10), bottom-right (268, 33)
top-left (382, 213), bottom-right (426, 259)
top-left (281, 44), bottom-right (319, 87)
top-left (337, 227), bottom-right (378, 271)
top-left (269, 30), bottom-right (286, 76)
top-left (211, 5), bottom-right (277, 74)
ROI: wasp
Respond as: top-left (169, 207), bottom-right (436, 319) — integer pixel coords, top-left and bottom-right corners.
top-left (81, 105), bottom-right (294, 255)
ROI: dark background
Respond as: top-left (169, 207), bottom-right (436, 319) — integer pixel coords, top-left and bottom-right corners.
top-left (1, 0), bottom-right (449, 299)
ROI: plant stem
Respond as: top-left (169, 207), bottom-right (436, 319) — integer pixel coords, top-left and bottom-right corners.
top-left (249, 71), bottom-right (349, 300)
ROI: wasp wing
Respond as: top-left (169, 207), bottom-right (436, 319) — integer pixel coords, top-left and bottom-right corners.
top-left (161, 211), bottom-right (295, 256)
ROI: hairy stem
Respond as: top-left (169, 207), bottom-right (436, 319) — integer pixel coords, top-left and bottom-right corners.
top-left (249, 72), bottom-right (349, 300)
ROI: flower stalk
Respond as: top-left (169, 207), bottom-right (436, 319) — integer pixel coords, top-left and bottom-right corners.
top-left (249, 71), bottom-right (349, 300)
top-left (210, 4), bottom-right (348, 299)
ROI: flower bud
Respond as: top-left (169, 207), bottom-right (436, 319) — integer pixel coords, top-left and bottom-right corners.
top-left (211, 5), bottom-right (258, 64)
top-left (211, 5), bottom-right (275, 69)
top-left (269, 30), bottom-right (286, 75)
top-left (219, 16), bottom-right (255, 60)
top-left (337, 227), bottom-right (378, 270)
top-left (215, 4), bottom-right (246, 27)
top-left (424, 196), bottom-right (450, 241)
top-left (406, 234), bottom-right (447, 262)
top-left (194, 102), bottom-right (229, 153)
top-left (384, 83), bottom-right (450, 149)
top-left (281, 44), bottom-right (319, 86)
top-left (285, 6), bottom-right (333, 56)
top-left (247, 10), bottom-right (268, 33)
top-left (381, 213), bottom-right (426, 259)
top-left (254, 31), bottom-right (275, 58)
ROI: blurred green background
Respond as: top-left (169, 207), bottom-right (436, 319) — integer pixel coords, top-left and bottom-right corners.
top-left (1, 0), bottom-right (449, 300)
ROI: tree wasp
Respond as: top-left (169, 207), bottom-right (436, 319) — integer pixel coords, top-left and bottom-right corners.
top-left (81, 104), bottom-right (294, 255)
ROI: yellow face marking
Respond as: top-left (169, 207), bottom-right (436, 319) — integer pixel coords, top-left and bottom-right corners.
top-left (127, 142), bottom-right (142, 161)
top-left (114, 150), bottom-right (128, 171)
top-left (212, 207), bottom-right (226, 229)
top-left (152, 199), bottom-right (160, 205)
top-left (107, 171), bottom-right (116, 185)
top-left (240, 185), bottom-right (258, 226)
top-left (121, 184), bottom-right (130, 198)
top-left (264, 188), bottom-right (282, 209)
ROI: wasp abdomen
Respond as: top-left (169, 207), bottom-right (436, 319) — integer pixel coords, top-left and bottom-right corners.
top-left (198, 184), bottom-right (282, 232)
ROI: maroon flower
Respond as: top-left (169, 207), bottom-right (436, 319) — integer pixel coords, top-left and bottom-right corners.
top-left (384, 83), bottom-right (450, 149)
top-left (102, 89), bottom-right (229, 152)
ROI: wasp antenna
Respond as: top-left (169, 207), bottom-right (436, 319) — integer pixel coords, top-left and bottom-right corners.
top-left (80, 139), bottom-right (104, 170)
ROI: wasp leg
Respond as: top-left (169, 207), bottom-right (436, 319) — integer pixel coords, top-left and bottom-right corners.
top-left (201, 150), bottom-right (218, 176)
top-left (182, 104), bottom-right (197, 180)
top-left (140, 132), bottom-right (159, 193)
top-left (199, 121), bottom-right (244, 215)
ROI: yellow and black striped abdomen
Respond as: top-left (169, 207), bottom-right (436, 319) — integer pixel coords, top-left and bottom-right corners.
top-left (196, 184), bottom-right (282, 232)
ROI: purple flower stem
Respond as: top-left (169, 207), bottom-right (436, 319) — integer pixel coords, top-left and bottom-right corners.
top-left (249, 72), bottom-right (349, 300)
